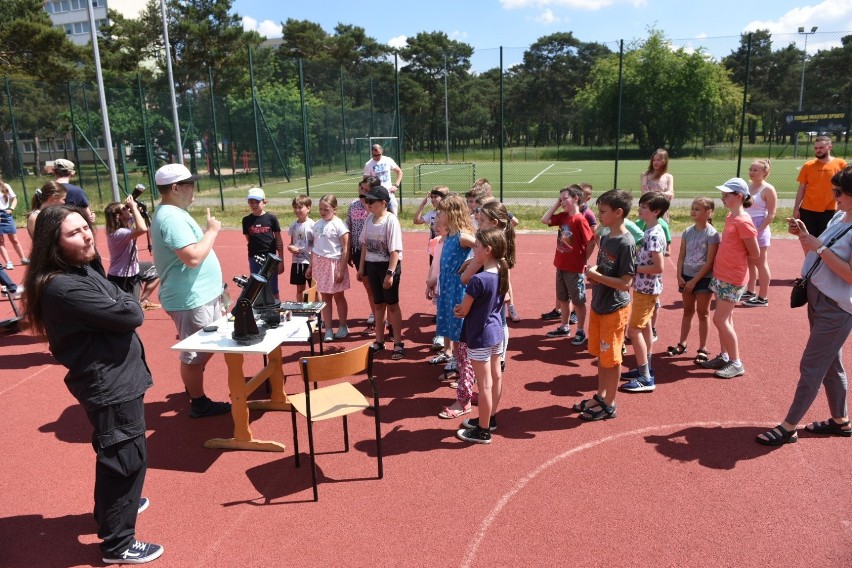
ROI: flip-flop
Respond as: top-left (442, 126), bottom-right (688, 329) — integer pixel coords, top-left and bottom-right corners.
top-left (438, 406), bottom-right (471, 419)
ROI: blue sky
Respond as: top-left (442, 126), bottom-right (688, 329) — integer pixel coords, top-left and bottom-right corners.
top-left (234, 0), bottom-right (852, 54)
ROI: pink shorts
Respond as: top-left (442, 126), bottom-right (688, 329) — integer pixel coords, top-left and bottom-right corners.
top-left (313, 255), bottom-right (350, 294)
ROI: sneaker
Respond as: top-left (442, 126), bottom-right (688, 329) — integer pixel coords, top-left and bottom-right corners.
top-left (103, 540), bottom-right (164, 564)
top-left (456, 426), bottom-right (492, 444)
top-left (698, 354), bottom-right (728, 370)
top-left (323, 329), bottom-right (334, 342)
top-left (334, 325), bottom-right (349, 339)
top-left (621, 368), bottom-right (655, 381)
top-left (189, 397), bottom-right (231, 419)
top-left (137, 497), bottom-right (149, 514)
top-left (462, 415), bottom-right (497, 431)
top-left (507, 304), bottom-right (521, 322)
top-left (20, 258), bottom-right (29, 265)
top-left (715, 361), bottom-right (745, 379)
top-left (743, 296), bottom-right (768, 307)
top-left (366, 313), bottom-right (375, 326)
top-left (620, 376), bottom-right (656, 392)
top-left (741, 290), bottom-right (756, 300)
top-left (568, 311), bottom-right (578, 325)
top-left (4, 262), bottom-right (12, 270)
top-left (431, 335), bottom-right (445, 351)
top-left (571, 331), bottom-right (587, 346)
top-left (652, 328), bottom-right (658, 342)
top-left (546, 325), bottom-right (571, 338)
top-left (541, 308), bottom-right (561, 320)
top-left (444, 357), bottom-right (458, 372)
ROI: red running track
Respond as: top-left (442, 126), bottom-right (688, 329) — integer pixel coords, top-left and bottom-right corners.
top-left (0, 228), bottom-right (849, 567)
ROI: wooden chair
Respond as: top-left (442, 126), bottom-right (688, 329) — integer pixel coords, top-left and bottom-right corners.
top-left (302, 280), bottom-right (318, 302)
top-left (302, 280), bottom-right (323, 354)
top-left (289, 342), bottom-right (382, 501)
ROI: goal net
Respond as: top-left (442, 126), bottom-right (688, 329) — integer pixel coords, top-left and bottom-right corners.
top-left (414, 162), bottom-right (476, 194)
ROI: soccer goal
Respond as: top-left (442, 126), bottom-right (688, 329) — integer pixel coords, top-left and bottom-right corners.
top-left (414, 162), bottom-right (476, 194)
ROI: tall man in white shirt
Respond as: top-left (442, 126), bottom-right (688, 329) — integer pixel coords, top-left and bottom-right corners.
top-left (363, 144), bottom-right (403, 214)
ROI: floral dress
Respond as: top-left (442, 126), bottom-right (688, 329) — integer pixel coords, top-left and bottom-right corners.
top-left (436, 232), bottom-right (470, 342)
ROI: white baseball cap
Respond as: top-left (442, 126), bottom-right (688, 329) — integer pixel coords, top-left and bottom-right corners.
top-left (155, 163), bottom-right (200, 186)
top-left (715, 177), bottom-right (750, 197)
top-left (247, 187), bottom-right (265, 201)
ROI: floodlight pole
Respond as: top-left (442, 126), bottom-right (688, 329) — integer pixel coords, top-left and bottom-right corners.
top-left (161, 0), bottom-right (183, 164)
top-left (794, 26), bottom-right (818, 159)
top-left (444, 53), bottom-right (450, 163)
top-left (86, 0), bottom-right (119, 201)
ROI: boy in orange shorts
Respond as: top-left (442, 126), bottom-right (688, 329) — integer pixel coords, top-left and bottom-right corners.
top-left (574, 189), bottom-right (636, 420)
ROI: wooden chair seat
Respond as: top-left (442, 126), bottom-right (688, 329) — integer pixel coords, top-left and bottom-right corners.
top-left (289, 382), bottom-right (370, 422)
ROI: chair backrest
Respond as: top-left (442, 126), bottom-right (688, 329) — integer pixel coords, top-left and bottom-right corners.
top-left (300, 342), bottom-right (372, 383)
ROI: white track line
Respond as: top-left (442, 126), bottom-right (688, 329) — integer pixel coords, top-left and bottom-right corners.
top-left (527, 163), bottom-right (556, 183)
top-left (460, 420), bottom-right (763, 568)
top-left (0, 365), bottom-right (54, 396)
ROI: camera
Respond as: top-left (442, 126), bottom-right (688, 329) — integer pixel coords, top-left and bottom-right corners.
top-left (131, 184), bottom-right (151, 224)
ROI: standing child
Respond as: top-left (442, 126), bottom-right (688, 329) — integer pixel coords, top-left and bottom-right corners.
top-left (435, 195), bottom-right (476, 417)
top-left (621, 191), bottom-right (669, 393)
top-left (308, 194), bottom-right (350, 341)
top-left (105, 197), bottom-right (161, 310)
top-left (743, 159), bottom-right (777, 307)
top-left (669, 198), bottom-right (719, 363)
top-left (699, 178), bottom-right (759, 378)
top-left (242, 187), bottom-right (284, 300)
top-left (348, 177), bottom-right (379, 331)
top-left (287, 195), bottom-right (314, 301)
top-left (455, 228), bottom-right (509, 444)
top-left (574, 190), bottom-right (636, 421)
top-left (426, 214), bottom-right (451, 361)
top-left (0, 177), bottom-right (28, 269)
top-left (540, 185), bottom-right (595, 344)
top-left (413, 186), bottom-right (448, 260)
top-left (357, 185), bottom-right (405, 359)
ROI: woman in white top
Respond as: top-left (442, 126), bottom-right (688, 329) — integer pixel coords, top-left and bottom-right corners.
top-left (307, 194), bottom-right (350, 341)
top-left (743, 159), bottom-right (777, 306)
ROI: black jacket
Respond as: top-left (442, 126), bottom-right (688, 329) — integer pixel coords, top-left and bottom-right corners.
top-left (42, 265), bottom-right (152, 412)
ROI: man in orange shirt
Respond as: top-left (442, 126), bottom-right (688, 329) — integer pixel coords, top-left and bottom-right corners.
top-left (794, 136), bottom-right (847, 236)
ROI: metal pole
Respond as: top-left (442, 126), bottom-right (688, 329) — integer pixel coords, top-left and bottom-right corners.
top-left (794, 27), bottom-right (817, 159)
top-left (499, 47), bottom-right (504, 201)
top-left (208, 67), bottom-right (225, 211)
top-left (136, 75), bottom-right (156, 195)
top-left (614, 40), bottom-right (624, 190)
top-left (86, 0), bottom-right (119, 201)
top-left (160, 0), bottom-right (183, 163)
top-left (394, 53), bottom-right (403, 207)
top-left (5, 77), bottom-right (27, 202)
top-left (444, 53), bottom-right (450, 163)
top-left (340, 68), bottom-right (348, 172)
top-left (249, 47), bottom-right (264, 186)
top-left (736, 34), bottom-right (752, 178)
top-left (298, 58), bottom-right (311, 194)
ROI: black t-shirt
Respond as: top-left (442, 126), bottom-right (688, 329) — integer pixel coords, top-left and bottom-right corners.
top-left (242, 212), bottom-right (281, 256)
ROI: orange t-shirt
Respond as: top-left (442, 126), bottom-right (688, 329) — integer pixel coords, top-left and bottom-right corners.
top-left (797, 157), bottom-right (848, 212)
top-left (713, 213), bottom-right (757, 286)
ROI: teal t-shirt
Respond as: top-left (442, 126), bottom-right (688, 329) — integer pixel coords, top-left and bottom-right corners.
top-left (152, 204), bottom-right (222, 312)
top-left (635, 217), bottom-right (671, 246)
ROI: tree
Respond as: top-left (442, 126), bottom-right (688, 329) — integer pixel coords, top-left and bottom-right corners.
top-left (0, 0), bottom-right (82, 80)
top-left (577, 30), bottom-right (742, 154)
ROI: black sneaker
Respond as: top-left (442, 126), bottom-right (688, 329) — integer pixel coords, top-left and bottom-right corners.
top-left (189, 397), bottom-right (231, 418)
top-left (568, 311), bottom-right (578, 325)
top-left (540, 309), bottom-right (561, 320)
top-left (137, 497), bottom-right (149, 514)
top-left (103, 540), bottom-right (164, 564)
top-left (456, 426), bottom-right (492, 444)
top-left (546, 325), bottom-right (571, 338)
top-left (462, 416), bottom-right (497, 431)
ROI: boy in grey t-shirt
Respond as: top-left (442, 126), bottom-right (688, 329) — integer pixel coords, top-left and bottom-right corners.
top-left (576, 190), bottom-right (636, 421)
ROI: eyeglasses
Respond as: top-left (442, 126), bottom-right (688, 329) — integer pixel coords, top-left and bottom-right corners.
top-left (832, 187), bottom-right (845, 198)
top-left (371, 153), bottom-right (381, 158)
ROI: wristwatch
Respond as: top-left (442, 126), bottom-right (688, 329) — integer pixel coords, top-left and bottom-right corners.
top-left (816, 244), bottom-right (828, 256)
top-left (386, 269), bottom-right (395, 276)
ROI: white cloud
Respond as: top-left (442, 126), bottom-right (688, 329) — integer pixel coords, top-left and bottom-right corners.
top-left (387, 35), bottom-right (409, 50)
top-left (450, 30), bottom-right (470, 40)
top-left (242, 16), bottom-right (282, 38)
top-left (535, 8), bottom-right (561, 24)
top-left (743, 0), bottom-right (852, 39)
top-left (501, 0), bottom-right (616, 10)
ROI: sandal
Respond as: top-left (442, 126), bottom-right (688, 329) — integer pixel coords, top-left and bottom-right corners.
top-left (694, 348), bottom-right (709, 363)
top-left (572, 398), bottom-right (598, 413)
top-left (755, 424), bottom-right (798, 446)
top-left (448, 381), bottom-right (458, 389)
top-left (438, 406), bottom-right (471, 419)
top-left (428, 352), bottom-right (450, 365)
top-left (805, 419), bottom-right (852, 437)
top-left (580, 395), bottom-right (617, 421)
top-left (370, 341), bottom-right (385, 353)
top-left (665, 342), bottom-right (687, 356)
top-left (391, 342), bottom-right (404, 360)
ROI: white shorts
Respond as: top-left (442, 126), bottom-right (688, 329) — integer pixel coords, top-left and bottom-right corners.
top-left (168, 296), bottom-right (221, 365)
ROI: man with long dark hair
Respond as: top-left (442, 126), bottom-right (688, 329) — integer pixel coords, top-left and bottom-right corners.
top-left (23, 205), bottom-right (163, 564)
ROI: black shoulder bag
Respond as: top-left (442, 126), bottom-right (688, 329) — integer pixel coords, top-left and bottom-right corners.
top-left (791, 224), bottom-right (852, 308)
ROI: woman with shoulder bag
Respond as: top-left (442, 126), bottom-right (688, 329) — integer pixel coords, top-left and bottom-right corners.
top-left (756, 165), bottom-right (852, 446)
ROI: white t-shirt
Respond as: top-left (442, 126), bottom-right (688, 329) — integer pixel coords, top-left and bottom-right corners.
top-left (363, 156), bottom-right (399, 190)
top-left (0, 184), bottom-right (15, 210)
top-left (360, 213), bottom-right (404, 263)
top-left (312, 217), bottom-right (349, 260)
top-left (288, 219), bottom-right (315, 264)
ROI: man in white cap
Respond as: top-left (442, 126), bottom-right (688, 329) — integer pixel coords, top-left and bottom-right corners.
top-left (53, 158), bottom-right (95, 223)
top-left (151, 164), bottom-right (230, 418)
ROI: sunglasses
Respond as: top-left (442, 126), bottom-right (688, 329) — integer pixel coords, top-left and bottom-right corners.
top-left (832, 187), bottom-right (845, 198)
